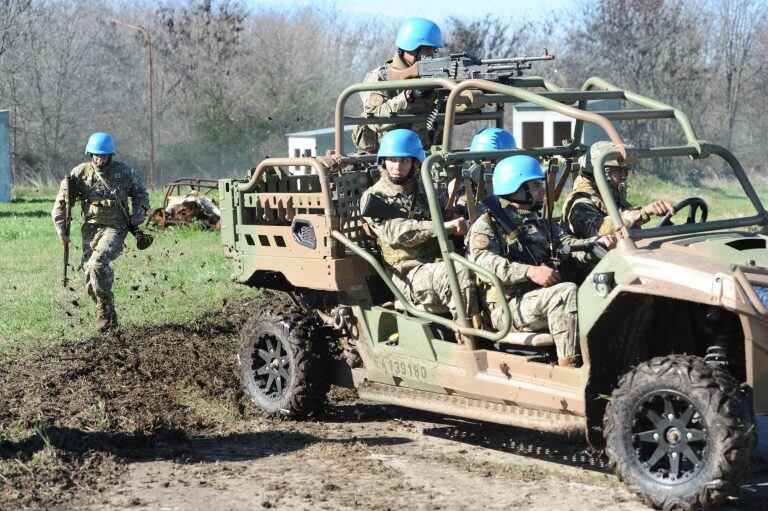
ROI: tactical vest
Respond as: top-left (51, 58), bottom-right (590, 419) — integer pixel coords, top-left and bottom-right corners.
top-left (378, 236), bottom-right (441, 270)
top-left (78, 162), bottom-right (131, 227)
top-left (476, 210), bottom-right (547, 305)
top-left (368, 177), bottom-right (441, 271)
top-left (562, 175), bottom-right (640, 234)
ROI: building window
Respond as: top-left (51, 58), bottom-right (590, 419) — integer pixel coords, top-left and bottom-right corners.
top-left (553, 122), bottom-right (572, 146)
top-left (522, 122), bottom-right (544, 148)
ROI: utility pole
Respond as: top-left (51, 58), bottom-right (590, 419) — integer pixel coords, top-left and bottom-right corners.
top-left (111, 19), bottom-right (156, 186)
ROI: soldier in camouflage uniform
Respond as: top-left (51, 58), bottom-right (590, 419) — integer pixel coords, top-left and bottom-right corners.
top-left (467, 155), bottom-right (616, 366)
top-left (352, 18), bottom-right (476, 153)
top-left (52, 132), bottom-right (150, 332)
top-left (360, 129), bottom-right (477, 319)
top-left (561, 141), bottom-right (675, 238)
top-left (352, 18), bottom-right (444, 153)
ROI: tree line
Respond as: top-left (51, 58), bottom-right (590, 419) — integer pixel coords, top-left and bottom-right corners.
top-left (0, 0), bottom-right (766, 186)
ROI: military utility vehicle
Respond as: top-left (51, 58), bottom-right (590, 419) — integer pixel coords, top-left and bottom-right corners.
top-left (219, 69), bottom-right (767, 510)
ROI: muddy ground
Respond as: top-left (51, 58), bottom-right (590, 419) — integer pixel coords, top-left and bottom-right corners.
top-left (1, 299), bottom-right (767, 510)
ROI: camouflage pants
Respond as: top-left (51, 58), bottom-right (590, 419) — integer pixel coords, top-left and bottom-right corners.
top-left (81, 223), bottom-right (127, 302)
top-left (392, 262), bottom-right (479, 318)
top-left (490, 282), bottom-right (579, 359)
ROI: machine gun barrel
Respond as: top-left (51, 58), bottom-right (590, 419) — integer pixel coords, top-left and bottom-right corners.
top-left (481, 53), bottom-right (555, 65)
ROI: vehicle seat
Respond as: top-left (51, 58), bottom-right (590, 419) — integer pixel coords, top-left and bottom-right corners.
top-left (496, 331), bottom-right (555, 347)
top-left (393, 300), bottom-right (450, 315)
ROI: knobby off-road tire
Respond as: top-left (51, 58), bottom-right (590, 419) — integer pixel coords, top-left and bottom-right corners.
top-left (238, 301), bottom-right (331, 418)
top-left (604, 355), bottom-right (755, 511)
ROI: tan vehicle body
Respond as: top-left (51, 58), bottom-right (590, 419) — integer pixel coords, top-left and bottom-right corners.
top-left (223, 73), bottom-right (766, 509)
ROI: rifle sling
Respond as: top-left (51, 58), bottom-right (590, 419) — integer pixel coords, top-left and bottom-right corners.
top-left (481, 196), bottom-right (539, 266)
top-left (89, 164), bottom-right (132, 224)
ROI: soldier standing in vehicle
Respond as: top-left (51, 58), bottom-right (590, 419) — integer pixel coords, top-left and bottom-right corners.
top-left (561, 141), bottom-right (675, 238)
top-left (467, 155), bottom-right (616, 367)
top-left (352, 17), bottom-right (444, 153)
top-left (52, 132), bottom-right (150, 333)
top-left (360, 129), bottom-right (478, 319)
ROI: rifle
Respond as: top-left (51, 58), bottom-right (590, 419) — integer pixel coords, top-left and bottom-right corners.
top-left (90, 166), bottom-right (153, 250)
top-left (360, 193), bottom-right (408, 220)
top-left (387, 50), bottom-right (555, 82)
top-left (61, 176), bottom-right (73, 287)
top-left (481, 195), bottom-right (539, 266)
top-left (483, 195), bottom-right (607, 272)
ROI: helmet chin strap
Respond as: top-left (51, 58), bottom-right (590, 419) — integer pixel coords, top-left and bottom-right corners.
top-left (385, 158), bottom-right (418, 185)
top-left (504, 182), bottom-right (543, 211)
top-left (390, 175), bottom-right (411, 185)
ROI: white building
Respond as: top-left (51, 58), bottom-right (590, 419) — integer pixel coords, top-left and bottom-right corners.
top-left (286, 126), bottom-right (355, 174)
top-left (511, 99), bottom-right (621, 148)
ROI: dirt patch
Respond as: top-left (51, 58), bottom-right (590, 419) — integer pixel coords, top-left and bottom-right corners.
top-left (0, 297), bottom-right (257, 509)
top-left (1, 295), bottom-right (765, 510)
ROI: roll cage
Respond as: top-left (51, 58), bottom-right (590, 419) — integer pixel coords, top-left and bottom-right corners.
top-left (333, 74), bottom-right (768, 340)
top-left (232, 73), bottom-right (768, 344)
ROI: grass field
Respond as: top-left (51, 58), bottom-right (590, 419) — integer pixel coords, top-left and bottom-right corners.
top-left (0, 187), bottom-right (250, 355)
top-left (0, 176), bottom-right (765, 355)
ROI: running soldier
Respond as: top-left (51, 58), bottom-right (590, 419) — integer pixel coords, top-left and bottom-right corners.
top-left (52, 132), bottom-right (150, 332)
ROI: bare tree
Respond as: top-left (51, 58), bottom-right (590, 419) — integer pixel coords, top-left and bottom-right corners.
top-left (0, 0), bottom-right (30, 60)
top-left (562, 0), bottom-right (708, 174)
top-left (713, 0), bottom-right (767, 151)
top-left (444, 15), bottom-right (538, 57)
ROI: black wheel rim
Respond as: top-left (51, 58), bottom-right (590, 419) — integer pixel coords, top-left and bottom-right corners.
top-left (250, 332), bottom-right (291, 400)
top-left (629, 390), bottom-right (709, 485)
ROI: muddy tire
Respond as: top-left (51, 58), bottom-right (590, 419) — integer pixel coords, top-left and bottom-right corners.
top-left (604, 355), bottom-right (755, 510)
top-left (238, 301), bottom-right (330, 418)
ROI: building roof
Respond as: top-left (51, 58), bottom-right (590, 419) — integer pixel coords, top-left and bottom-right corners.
top-left (513, 99), bottom-right (621, 112)
top-left (513, 101), bottom-right (577, 111)
top-left (286, 126), bottom-right (354, 137)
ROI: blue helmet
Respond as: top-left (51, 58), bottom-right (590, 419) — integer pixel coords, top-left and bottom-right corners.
top-left (470, 128), bottom-right (516, 152)
top-left (377, 129), bottom-right (426, 164)
top-left (395, 18), bottom-right (443, 52)
top-left (84, 132), bottom-right (116, 156)
top-left (493, 155), bottom-right (544, 195)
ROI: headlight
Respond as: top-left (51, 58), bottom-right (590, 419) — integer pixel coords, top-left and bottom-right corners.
top-left (754, 285), bottom-right (768, 309)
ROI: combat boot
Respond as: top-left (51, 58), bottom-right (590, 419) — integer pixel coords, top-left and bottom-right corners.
top-left (96, 298), bottom-right (118, 333)
top-left (558, 355), bottom-right (582, 368)
top-left (108, 301), bottom-right (119, 331)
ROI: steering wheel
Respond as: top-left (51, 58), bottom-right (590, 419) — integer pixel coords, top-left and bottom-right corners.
top-left (656, 197), bottom-right (709, 227)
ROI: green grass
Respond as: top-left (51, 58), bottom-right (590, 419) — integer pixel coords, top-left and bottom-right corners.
top-left (0, 177), bottom-right (765, 356)
top-left (552, 174), bottom-right (767, 223)
top-left (0, 187), bottom-right (250, 355)
top-left (625, 174), bottom-right (767, 221)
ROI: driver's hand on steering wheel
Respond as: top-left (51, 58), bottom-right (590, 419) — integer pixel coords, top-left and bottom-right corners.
top-left (642, 200), bottom-right (676, 217)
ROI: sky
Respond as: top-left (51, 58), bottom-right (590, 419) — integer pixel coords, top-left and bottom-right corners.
top-left (250, 0), bottom-right (577, 24)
